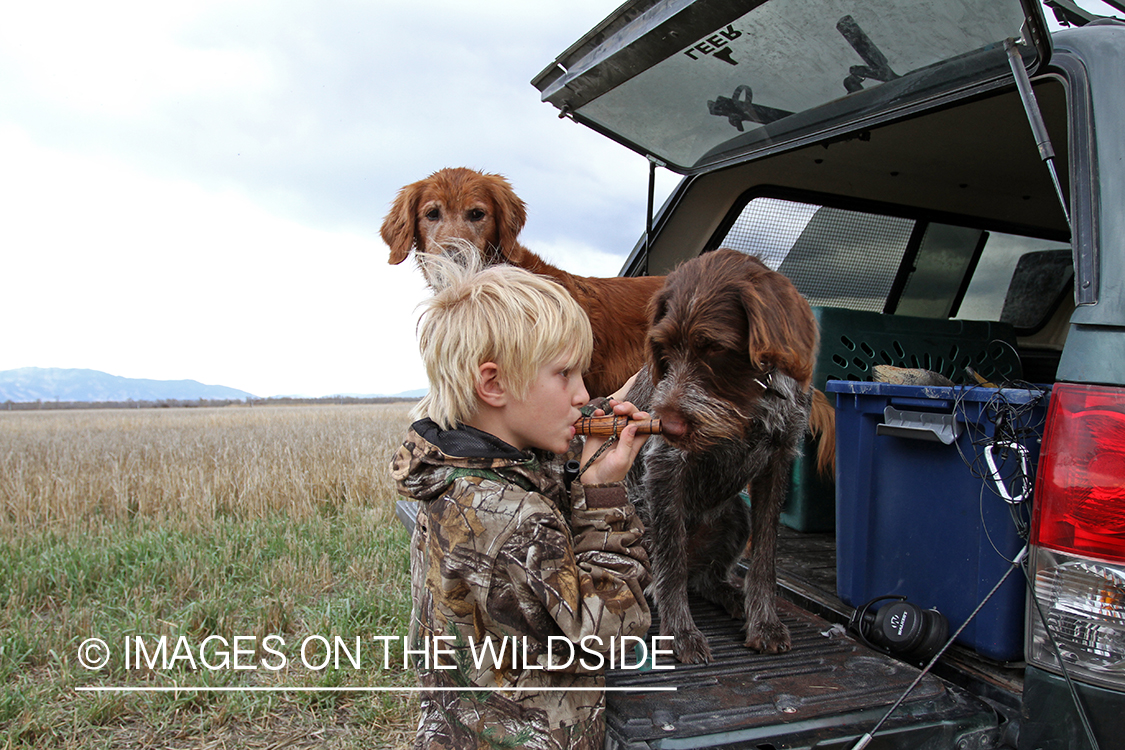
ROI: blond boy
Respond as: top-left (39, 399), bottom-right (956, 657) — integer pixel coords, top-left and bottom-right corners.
top-left (391, 255), bottom-right (652, 749)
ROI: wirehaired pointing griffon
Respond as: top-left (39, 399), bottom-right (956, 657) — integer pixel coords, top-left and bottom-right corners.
top-left (627, 248), bottom-right (821, 664)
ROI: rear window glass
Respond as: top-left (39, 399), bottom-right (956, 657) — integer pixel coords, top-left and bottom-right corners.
top-left (718, 195), bottom-right (1071, 331)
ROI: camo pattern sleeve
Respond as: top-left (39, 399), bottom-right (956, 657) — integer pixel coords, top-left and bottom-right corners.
top-left (392, 427), bottom-right (652, 750)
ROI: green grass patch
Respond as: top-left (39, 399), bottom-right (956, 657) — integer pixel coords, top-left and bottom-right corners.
top-left (0, 508), bottom-right (417, 748)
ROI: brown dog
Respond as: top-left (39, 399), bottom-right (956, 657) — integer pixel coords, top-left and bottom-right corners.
top-left (626, 248), bottom-right (820, 663)
top-left (380, 167), bottom-right (665, 398)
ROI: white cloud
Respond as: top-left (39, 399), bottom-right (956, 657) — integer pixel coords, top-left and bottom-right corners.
top-left (0, 2), bottom-right (271, 117)
top-left (532, 239), bottom-right (635, 280)
top-left (0, 125), bottom-right (429, 397)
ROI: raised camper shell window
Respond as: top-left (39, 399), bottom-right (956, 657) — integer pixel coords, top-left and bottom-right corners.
top-left (537, 0), bottom-right (1044, 172)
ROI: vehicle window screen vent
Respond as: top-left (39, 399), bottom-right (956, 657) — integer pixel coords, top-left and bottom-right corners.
top-left (721, 198), bottom-right (914, 312)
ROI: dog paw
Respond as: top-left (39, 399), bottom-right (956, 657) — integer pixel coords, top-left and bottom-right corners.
top-left (671, 628), bottom-right (713, 664)
top-left (744, 620), bottom-right (791, 654)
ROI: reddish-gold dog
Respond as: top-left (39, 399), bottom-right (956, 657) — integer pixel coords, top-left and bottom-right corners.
top-left (380, 167), bottom-right (665, 399)
top-left (380, 167), bottom-right (834, 474)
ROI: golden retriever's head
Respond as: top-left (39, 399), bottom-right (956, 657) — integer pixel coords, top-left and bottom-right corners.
top-left (380, 168), bottom-right (528, 278)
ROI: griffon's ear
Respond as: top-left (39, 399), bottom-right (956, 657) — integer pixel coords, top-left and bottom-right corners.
top-left (488, 174), bottom-right (528, 263)
top-left (647, 285), bottom-right (670, 327)
top-left (645, 287), bottom-right (672, 381)
top-left (740, 270), bottom-right (817, 390)
top-left (380, 182), bottom-right (422, 265)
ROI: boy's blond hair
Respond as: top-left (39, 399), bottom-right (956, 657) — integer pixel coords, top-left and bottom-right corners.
top-left (413, 243), bottom-right (593, 429)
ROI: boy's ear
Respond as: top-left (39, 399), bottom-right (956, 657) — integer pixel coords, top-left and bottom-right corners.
top-left (475, 362), bottom-right (507, 408)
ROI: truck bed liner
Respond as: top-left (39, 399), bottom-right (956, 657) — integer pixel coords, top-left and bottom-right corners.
top-left (772, 528), bottom-right (1025, 715)
top-left (604, 532), bottom-right (1008, 749)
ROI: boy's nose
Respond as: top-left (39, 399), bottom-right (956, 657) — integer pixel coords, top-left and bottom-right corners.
top-left (574, 376), bottom-right (590, 406)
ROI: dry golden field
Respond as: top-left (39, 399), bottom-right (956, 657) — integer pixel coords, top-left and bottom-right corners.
top-left (0, 403), bottom-right (415, 534)
top-left (0, 403), bottom-right (420, 748)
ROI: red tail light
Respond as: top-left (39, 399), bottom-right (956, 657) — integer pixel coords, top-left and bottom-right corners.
top-left (1032, 383), bottom-right (1125, 562)
top-left (1028, 383), bottom-right (1125, 689)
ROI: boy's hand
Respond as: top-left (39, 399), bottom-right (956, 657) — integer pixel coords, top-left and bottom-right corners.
top-left (579, 400), bottom-right (651, 485)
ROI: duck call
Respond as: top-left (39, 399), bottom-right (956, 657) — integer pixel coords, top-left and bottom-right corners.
top-left (573, 414), bottom-right (662, 437)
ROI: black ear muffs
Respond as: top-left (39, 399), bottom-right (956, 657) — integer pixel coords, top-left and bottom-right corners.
top-left (848, 595), bottom-right (949, 665)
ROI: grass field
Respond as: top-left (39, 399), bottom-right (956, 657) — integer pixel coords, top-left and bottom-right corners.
top-left (0, 403), bottom-right (420, 748)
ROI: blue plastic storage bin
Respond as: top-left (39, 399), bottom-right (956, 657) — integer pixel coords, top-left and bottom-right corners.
top-left (782, 308), bottom-right (1023, 533)
top-left (827, 380), bottom-right (1051, 662)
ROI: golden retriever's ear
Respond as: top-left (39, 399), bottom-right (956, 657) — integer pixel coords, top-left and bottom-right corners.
top-left (380, 183), bottom-right (421, 265)
top-left (488, 174), bottom-right (527, 262)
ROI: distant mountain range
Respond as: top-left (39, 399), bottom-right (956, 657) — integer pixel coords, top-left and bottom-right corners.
top-left (0, 368), bottom-right (258, 403)
top-left (0, 368), bottom-right (426, 404)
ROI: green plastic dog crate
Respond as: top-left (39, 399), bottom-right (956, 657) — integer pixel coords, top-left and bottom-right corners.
top-left (780, 307), bottom-right (1023, 532)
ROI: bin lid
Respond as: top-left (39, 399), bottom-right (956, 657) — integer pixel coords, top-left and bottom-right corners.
top-left (825, 379), bottom-right (1051, 405)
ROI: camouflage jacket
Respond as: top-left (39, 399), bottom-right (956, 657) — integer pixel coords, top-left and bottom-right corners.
top-left (391, 419), bottom-right (652, 750)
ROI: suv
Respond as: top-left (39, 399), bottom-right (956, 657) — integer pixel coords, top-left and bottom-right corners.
top-left (531, 1), bottom-right (1125, 748)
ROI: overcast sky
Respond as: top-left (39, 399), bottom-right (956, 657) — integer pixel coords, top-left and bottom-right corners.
top-left (0, 1), bottom-right (682, 398)
top-left (2, 1), bottom-right (1117, 399)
